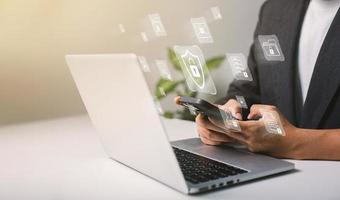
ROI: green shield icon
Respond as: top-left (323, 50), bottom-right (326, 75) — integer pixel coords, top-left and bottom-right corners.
top-left (181, 50), bottom-right (205, 89)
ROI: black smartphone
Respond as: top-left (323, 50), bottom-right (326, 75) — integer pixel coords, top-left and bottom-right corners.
top-left (177, 96), bottom-right (237, 121)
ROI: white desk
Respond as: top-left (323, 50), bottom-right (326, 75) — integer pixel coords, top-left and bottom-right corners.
top-left (0, 115), bottom-right (339, 200)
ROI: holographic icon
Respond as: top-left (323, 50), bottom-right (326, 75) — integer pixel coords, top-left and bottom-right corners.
top-left (174, 45), bottom-right (217, 95)
top-left (210, 7), bottom-right (222, 20)
top-left (219, 110), bottom-right (241, 132)
top-left (258, 35), bottom-right (285, 61)
top-left (137, 56), bottom-right (151, 73)
top-left (260, 110), bottom-right (285, 136)
top-left (181, 51), bottom-right (205, 89)
top-left (118, 24), bottom-right (126, 33)
top-left (236, 95), bottom-right (248, 109)
top-left (191, 17), bottom-right (213, 43)
top-left (148, 13), bottom-right (167, 37)
top-left (176, 47), bottom-right (205, 89)
top-left (227, 53), bottom-right (253, 81)
top-left (141, 32), bottom-right (149, 42)
top-left (155, 60), bottom-right (172, 80)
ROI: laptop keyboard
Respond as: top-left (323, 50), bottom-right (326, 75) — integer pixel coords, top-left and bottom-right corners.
top-left (173, 147), bottom-right (248, 184)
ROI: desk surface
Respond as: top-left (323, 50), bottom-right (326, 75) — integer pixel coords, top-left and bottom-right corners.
top-left (0, 115), bottom-right (339, 200)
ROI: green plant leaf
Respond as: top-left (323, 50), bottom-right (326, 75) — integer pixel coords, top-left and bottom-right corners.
top-left (205, 55), bottom-right (226, 70)
top-left (155, 79), bottom-right (181, 100)
top-left (167, 48), bottom-right (182, 71)
top-left (163, 111), bottom-right (174, 119)
top-left (187, 91), bottom-right (197, 98)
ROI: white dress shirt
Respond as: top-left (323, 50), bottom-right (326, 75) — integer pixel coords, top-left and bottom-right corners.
top-left (298, 0), bottom-right (340, 104)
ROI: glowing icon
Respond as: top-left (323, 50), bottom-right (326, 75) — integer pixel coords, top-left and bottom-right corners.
top-left (181, 50), bottom-right (205, 89)
top-left (258, 35), bottom-right (285, 61)
top-left (137, 56), bottom-right (151, 73)
top-left (174, 45), bottom-right (217, 95)
top-left (260, 110), bottom-right (285, 136)
top-left (227, 53), bottom-right (253, 81)
top-left (148, 13), bottom-right (167, 37)
top-left (188, 57), bottom-right (201, 78)
top-left (155, 60), bottom-right (172, 80)
top-left (236, 95), bottom-right (248, 109)
top-left (231, 120), bottom-right (240, 130)
top-left (191, 17), bottom-right (213, 43)
top-left (210, 7), bottom-right (222, 20)
top-left (219, 110), bottom-right (241, 132)
top-left (141, 32), bottom-right (149, 42)
top-left (118, 24), bottom-right (126, 33)
top-left (263, 40), bottom-right (280, 56)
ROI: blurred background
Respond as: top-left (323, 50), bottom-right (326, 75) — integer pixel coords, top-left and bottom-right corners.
top-left (0, 0), bottom-right (265, 125)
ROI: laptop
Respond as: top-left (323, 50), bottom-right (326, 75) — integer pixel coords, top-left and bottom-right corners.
top-left (66, 54), bottom-right (294, 194)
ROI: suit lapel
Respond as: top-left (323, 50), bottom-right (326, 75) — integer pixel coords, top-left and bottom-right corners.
top-left (272, 0), bottom-right (309, 126)
top-left (300, 8), bottom-right (340, 128)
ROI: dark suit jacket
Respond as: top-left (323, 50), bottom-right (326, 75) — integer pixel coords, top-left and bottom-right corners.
top-left (221, 0), bottom-right (340, 129)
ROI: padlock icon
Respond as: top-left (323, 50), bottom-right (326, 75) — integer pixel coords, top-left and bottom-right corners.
top-left (199, 26), bottom-right (206, 34)
top-left (269, 46), bottom-right (275, 55)
top-left (189, 58), bottom-right (201, 78)
top-left (262, 39), bottom-right (281, 57)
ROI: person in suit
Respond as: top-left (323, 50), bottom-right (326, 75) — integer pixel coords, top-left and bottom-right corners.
top-left (178, 0), bottom-right (340, 160)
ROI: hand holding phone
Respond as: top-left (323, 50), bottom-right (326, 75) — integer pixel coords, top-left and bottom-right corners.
top-left (176, 96), bottom-right (238, 121)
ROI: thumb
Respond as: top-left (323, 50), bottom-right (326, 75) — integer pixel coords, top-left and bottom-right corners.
top-left (229, 105), bottom-right (242, 120)
top-left (219, 101), bottom-right (242, 120)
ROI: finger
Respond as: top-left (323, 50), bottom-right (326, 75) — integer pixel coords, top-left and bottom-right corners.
top-left (247, 104), bottom-right (262, 120)
top-left (237, 120), bottom-right (266, 139)
top-left (198, 127), bottom-right (233, 143)
top-left (248, 104), bottom-right (281, 120)
top-left (174, 96), bottom-right (181, 105)
top-left (207, 116), bottom-right (227, 130)
top-left (247, 104), bottom-right (274, 119)
top-left (229, 105), bottom-right (243, 120)
top-left (238, 120), bottom-right (261, 127)
top-left (200, 136), bottom-right (223, 146)
top-left (207, 117), bottom-right (249, 142)
top-left (196, 115), bottom-right (226, 133)
top-left (219, 100), bottom-right (242, 120)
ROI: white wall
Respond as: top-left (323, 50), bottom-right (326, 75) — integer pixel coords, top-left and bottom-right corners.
top-left (0, 0), bottom-right (265, 125)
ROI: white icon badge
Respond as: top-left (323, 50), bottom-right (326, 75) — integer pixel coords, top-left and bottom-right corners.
top-left (260, 109), bottom-right (286, 136)
top-left (189, 58), bottom-right (201, 78)
top-left (210, 6), bottom-right (222, 20)
top-left (219, 110), bottom-right (241, 132)
top-left (258, 35), bottom-right (285, 61)
top-left (148, 13), bottom-right (167, 37)
top-left (236, 95), bottom-right (248, 109)
top-left (174, 45), bottom-right (217, 95)
top-left (191, 17), bottom-right (214, 43)
top-left (227, 53), bottom-right (253, 81)
top-left (181, 50), bottom-right (205, 89)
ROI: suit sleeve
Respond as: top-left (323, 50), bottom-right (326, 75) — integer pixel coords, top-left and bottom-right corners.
top-left (215, 1), bottom-right (268, 109)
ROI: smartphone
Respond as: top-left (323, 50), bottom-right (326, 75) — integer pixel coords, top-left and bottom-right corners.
top-left (177, 96), bottom-right (237, 121)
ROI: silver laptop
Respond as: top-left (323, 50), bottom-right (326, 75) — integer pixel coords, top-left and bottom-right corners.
top-left (66, 54), bottom-right (294, 194)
